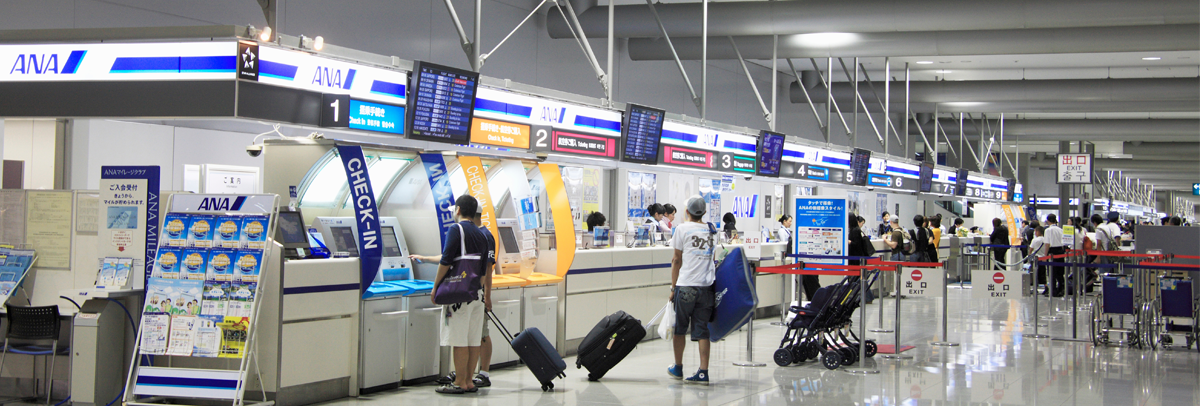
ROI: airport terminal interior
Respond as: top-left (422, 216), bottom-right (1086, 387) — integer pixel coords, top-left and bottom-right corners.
top-left (0, 0), bottom-right (1198, 405)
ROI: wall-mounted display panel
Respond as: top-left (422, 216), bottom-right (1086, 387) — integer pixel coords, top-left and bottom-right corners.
top-left (405, 61), bottom-right (479, 144)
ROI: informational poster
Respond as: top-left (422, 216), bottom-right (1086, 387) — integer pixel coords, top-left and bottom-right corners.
top-left (25, 191), bottom-right (73, 269)
top-left (1056, 153), bottom-right (1092, 184)
top-left (876, 194), bottom-right (888, 222)
top-left (562, 166), bottom-right (584, 230)
top-left (763, 195), bottom-right (773, 219)
top-left (76, 193), bottom-right (100, 233)
top-left (971, 270), bottom-right (1025, 300)
top-left (581, 168), bottom-right (601, 218)
top-left (793, 197), bottom-right (847, 265)
top-left (627, 171), bottom-right (648, 223)
top-left (721, 175), bottom-right (734, 192)
top-left (100, 166), bottom-right (160, 288)
top-left (901, 267), bottom-right (944, 297)
top-left (0, 190), bottom-right (25, 244)
top-left (773, 185), bottom-right (785, 219)
top-left (847, 191), bottom-right (862, 216)
top-left (202, 164), bottom-right (261, 194)
top-left (699, 178), bottom-right (722, 227)
top-left (641, 172), bottom-right (657, 214)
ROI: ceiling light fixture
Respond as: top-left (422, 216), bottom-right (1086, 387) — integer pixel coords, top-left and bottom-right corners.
top-left (790, 32), bottom-right (859, 48)
top-left (1142, 57), bottom-right (1161, 61)
top-left (916, 61), bottom-right (934, 65)
top-left (259, 26), bottom-right (272, 41)
top-left (936, 70), bottom-right (952, 73)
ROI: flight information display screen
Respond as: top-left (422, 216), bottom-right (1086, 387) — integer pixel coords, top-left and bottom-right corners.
top-left (919, 162), bottom-right (935, 193)
top-left (954, 168), bottom-right (970, 196)
top-left (619, 104), bottom-right (665, 164)
top-left (405, 61), bottom-right (479, 144)
top-left (756, 131), bottom-right (785, 177)
top-left (1006, 178), bottom-right (1017, 200)
top-left (849, 148), bottom-right (871, 186)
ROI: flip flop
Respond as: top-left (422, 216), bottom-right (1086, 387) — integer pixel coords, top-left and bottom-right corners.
top-left (436, 384), bottom-right (465, 394)
top-left (465, 386), bottom-right (479, 393)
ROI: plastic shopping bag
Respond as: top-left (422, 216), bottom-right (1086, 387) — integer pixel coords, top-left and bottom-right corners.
top-left (646, 301), bottom-right (675, 340)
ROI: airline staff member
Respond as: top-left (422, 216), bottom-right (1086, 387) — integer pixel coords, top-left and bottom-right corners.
top-left (878, 211), bottom-right (893, 237)
top-left (663, 204), bottom-right (678, 231)
top-left (1043, 214), bottom-right (1066, 297)
top-left (777, 215), bottom-right (794, 262)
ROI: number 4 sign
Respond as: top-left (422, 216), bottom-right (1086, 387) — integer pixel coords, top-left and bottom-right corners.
top-left (1055, 153), bottom-right (1092, 184)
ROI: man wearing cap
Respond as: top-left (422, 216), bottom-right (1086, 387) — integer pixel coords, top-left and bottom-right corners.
top-left (666, 196), bottom-right (717, 385)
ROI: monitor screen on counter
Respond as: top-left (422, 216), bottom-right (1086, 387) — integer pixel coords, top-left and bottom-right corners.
top-left (275, 211), bottom-right (308, 245)
top-left (330, 226), bottom-right (359, 257)
top-left (380, 226), bottom-right (404, 257)
top-left (498, 226), bottom-right (521, 254)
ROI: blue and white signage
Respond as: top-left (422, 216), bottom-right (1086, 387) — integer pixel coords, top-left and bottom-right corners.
top-left (474, 87), bottom-right (621, 138)
top-left (99, 166), bottom-right (161, 287)
top-left (255, 46), bottom-right (407, 105)
top-left (348, 99), bottom-right (404, 135)
top-left (337, 145), bottom-right (383, 294)
top-left (793, 197), bottom-right (848, 265)
top-left (2, 42), bottom-right (236, 81)
top-left (419, 153), bottom-right (457, 250)
top-left (731, 195), bottom-right (759, 218)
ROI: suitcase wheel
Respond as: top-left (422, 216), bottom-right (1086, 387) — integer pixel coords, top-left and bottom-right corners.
top-left (542, 382), bottom-right (554, 392)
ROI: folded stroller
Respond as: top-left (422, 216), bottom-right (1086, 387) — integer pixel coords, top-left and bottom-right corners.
top-left (774, 273), bottom-right (878, 370)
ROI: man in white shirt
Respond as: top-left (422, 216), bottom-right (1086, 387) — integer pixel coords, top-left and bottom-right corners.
top-left (666, 196), bottom-right (717, 385)
top-left (1103, 212), bottom-right (1123, 248)
top-left (1028, 226), bottom-right (1048, 294)
top-left (1043, 214), bottom-right (1065, 297)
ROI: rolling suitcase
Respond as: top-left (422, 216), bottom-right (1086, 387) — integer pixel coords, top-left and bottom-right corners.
top-left (487, 311), bottom-right (566, 391)
top-left (576, 310), bottom-right (646, 381)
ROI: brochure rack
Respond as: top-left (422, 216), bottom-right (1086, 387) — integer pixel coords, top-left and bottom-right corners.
top-left (0, 244), bottom-right (38, 305)
top-left (123, 194), bottom-right (279, 406)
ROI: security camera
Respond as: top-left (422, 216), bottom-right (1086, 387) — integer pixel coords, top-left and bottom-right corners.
top-left (867, 187), bottom-right (875, 191)
top-left (246, 144), bottom-right (264, 157)
top-left (743, 174), bottom-right (753, 181)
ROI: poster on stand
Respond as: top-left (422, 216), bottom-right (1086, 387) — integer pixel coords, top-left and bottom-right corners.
top-left (793, 197), bottom-right (848, 265)
top-left (581, 168), bottom-right (601, 218)
top-left (699, 178), bottom-right (722, 227)
top-left (99, 166), bottom-right (160, 288)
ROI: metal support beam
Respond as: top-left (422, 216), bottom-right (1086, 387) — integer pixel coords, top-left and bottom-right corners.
top-left (850, 57), bottom-right (858, 148)
top-left (730, 37), bottom-right (771, 124)
top-left (809, 58), bottom-right (852, 141)
top-left (787, 59), bottom-right (825, 131)
top-left (645, 0), bottom-right (701, 111)
top-left (961, 113), bottom-right (980, 170)
top-left (554, 1), bottom-right (609, 97)
top-left (905, 63), bottom-right (911, 159)
top-left (483, 0), bottom-right (549, 66)
top-left (936, 114), bottom-right (959, 160)
top-left (885, 58), bottom-right (891, 154)
top-left (771, 35), bottom-right (777, 131)
top-left (840, 58), bottom-right (884, 147)
top-left (474, 0), bottom-right (481, 70)
top-left (440, 0), bottom-right (475, 67)
top-left (608, 0), bottom-right (614, 105)
top-left (256, 0), bottom-right (282, 39)
top-left (857, 63), bottom-right (903, 143)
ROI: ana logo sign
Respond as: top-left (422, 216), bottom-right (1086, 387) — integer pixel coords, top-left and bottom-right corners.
top-left (9, 50), bottom-right (86, 75)
top-left (312, 66), bottom-right (355, 89)
top-left (197, 196), bottom-right (247, 211)
top-left (538, 105), bottom-right (567, 124)
top-left (992, 272), bottom-right (1005, 284)
top-left (731, 195), bottom-right (759, 218)
top-left (911, 270), bottom-right (923, 281)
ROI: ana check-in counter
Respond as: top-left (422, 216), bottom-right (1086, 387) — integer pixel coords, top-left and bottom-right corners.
top-left (560, 241), bottom-right (787, 353)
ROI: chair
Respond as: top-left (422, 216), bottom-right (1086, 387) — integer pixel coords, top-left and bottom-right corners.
top-left (1, 304), bottom-right (63, 406)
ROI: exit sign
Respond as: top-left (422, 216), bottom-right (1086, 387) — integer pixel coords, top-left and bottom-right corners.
top-left (1193, 183), bottom-right (1199, 196)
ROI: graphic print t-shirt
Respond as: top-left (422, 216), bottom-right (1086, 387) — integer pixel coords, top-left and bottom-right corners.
top-left (671, 222), bottom-right (716, 287)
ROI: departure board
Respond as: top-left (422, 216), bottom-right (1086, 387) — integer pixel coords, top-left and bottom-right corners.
top-left (405, 61), bottom-right (479, 144)
top-left (849, 148), bottom-right (871, 186)
top-left (756, 130), bottom-right (785, 177)
top-left (954, 168), bottom-right (970, 196)
top-left (918, 161), bottom-right (935, 193)
top-left (1005, 178), bottom-right (1017, 200)
top-left (619, 104), bottom-right (665, 164)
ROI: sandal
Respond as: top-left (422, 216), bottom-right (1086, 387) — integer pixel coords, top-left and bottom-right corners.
top-left (436, 384), bottom-right (465, 394)
top-left (465, 386), bottom-right (479, 393)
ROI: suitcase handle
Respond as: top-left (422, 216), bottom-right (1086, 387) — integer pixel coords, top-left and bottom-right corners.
top-left (486, 310), bottom-right (517, 344)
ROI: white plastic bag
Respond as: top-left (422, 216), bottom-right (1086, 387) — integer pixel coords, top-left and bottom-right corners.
top-left (657, 301), bottom-right (675, 339)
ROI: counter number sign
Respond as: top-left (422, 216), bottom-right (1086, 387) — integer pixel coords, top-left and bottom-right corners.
top-left (1055, 153), bottom-right (1092, 184)
top-left (320, 94), bottom-right (350, 128)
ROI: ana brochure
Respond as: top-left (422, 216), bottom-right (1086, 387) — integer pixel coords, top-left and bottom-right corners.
top-left (162, 213), bottom-right (191, 248)
top-left (187, 215), bottom-right (216, 248)
top-left (226, 282), bottom-right (256, 318)
top-left (215, 216), bottom-right (244, 249)
top-left (234, 250), bottom-right (263, 283)
top-left (180, 248), bottom-right (208, 281)
top-left (139, 314), bottom-right (171, 355)
top-left (165, 315), bottom-right (199, 356)
top-left (115, 258), bottom-right (132, 287)
top-left (201, 281), bottom-right (229, 317)
top-left (143, 278), bottom-right (204, 316)
top-left (98, 257), bottom-right (118, 287)
top-left (241, 216), bottom-right (270, 250)
top-left (192, 317), bottom-right (223, 358)
top-left (154, 247), bottom-right (183, 279)
top-left (206, 249), bottom-right (236, 282)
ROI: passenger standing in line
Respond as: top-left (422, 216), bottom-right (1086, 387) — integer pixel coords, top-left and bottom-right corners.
top-left (928, 216), bottom-right (942, 263)
top-left (666, 196), bottom-right (717, 385)
top-left (430, 195), bottom-right (490, 394)
top-left (989, 218), bottom-right (1009, 271)
top-left (878, 211), bottom-right (893, 237)
top-left (585, 211), bottom-right (607, 232)
top-left (886, 218), bottom-right (906, 262)
top-left (1043, 214), bottom-right (1065, 297)
top-left (911, 215), bottom-right (930, 263)
top-left (1028, 226), bottom-right (1048, 294)
top-left (722, 212), bottom-right (738, 241)
top-left (848, 214), bottom-right (867, 266)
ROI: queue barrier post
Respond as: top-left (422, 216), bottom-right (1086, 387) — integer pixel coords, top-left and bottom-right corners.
top-left (880, 262), bottom-right (912, 360)
top-left (931, 260), bottom-right (961, 347)
top-left (870, 258), bottom-right (894, 333)
top-left (844, 264), bottom-right (880, 375)
top-left (1024, 253), bottom-right (1050, 339)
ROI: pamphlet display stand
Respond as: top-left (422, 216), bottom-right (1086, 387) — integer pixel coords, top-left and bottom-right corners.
top-left (124, 194), bottom-right (279, 406)
top-left (0, 244), bottom-right (38, 305)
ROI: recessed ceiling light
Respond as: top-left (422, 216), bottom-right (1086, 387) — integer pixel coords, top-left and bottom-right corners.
top-left (916, 61), bottom-right (934, 64)
top-left (936, 70), bottom-right (952, 73)
top-left (1142, 57), bottom-right (1162, 61)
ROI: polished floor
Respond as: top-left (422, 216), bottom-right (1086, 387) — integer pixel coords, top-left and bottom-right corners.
top-left (335, 285), bottom-right (1198, 405)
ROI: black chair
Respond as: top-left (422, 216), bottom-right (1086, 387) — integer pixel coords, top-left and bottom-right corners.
top-left (1, 304), bottom-right (64, 406)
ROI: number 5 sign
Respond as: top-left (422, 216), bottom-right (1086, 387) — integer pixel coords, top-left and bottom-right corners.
top-left (1055, 153), bottom-right (1092, 184)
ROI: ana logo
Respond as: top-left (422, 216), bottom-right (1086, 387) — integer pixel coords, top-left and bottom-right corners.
top-left (312, 66), bottom-right (355, 89)
top-left (9, 50), bottom-right (86, 75)
top-left (197, 196), bottom-right (247, 211)
top-left (992, 272), bottom-right (1005, 284)
top-left (538, 105), bottom-right (567, 124)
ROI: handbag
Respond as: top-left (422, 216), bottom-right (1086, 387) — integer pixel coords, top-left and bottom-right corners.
top-left (861, 233), bottom-right (877, 257)
top-left (433, 223), bottom-right (484, 305)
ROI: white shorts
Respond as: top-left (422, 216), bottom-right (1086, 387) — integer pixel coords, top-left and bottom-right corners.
top-left (441, 300), bottom-right (484, 347)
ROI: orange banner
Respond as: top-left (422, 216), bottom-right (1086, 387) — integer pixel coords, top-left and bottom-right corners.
top-left (538, 163), bottom-right (576, 278)
top-left (470, 118), bottom-right (531, 149)
top-left (458, 156), bottom-right (498, 255)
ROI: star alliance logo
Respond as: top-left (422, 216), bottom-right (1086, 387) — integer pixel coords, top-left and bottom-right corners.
top-left (241, 48), bottom-right (256, 70)
top-left (237, 42), bottom-right (260, 81)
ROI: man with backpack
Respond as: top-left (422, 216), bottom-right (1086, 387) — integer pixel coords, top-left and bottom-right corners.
top-left (667, 196), bottom-right (717, 385)
top-left (430, 195), bottom-right (491, 394)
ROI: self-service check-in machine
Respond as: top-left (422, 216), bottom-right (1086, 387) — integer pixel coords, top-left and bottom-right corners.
top-left (495, 218), bottom-right (537, 277)
top-left (313, 216), bottom-right (439, 391)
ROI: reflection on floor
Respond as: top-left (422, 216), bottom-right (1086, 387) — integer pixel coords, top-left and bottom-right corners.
top-left (320, 287), bottom-right (1200, 405)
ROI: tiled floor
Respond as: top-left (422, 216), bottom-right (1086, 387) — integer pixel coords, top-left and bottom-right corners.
top-left (331, 286), bottom-right (1200, 405)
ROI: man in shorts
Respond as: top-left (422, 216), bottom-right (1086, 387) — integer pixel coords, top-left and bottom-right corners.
top-left (422, 201), bottom-right (496, 389)
top-left (666, 196), bottom-right (716, 385)
top-left (429, 195), bottom-right (489, 394)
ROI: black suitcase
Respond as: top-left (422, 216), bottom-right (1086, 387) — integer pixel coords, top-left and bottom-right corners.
top-left (575, 310), bottom-right (647, 381)
top-left (487, 311), bottom-right (566, 391)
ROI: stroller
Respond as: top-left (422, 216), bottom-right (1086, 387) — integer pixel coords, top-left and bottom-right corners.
top-left (773, 273), bottom-right (878, 370)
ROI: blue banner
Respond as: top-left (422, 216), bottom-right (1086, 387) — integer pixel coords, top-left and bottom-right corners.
top-left (793, 197), bottom-right (848, 265)
top-left (337, 145), bottom-right (383, 294)
top-left (419, 153), bottom-right (457, 250)
top-left (100, 166), bottom-right (160, 284)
